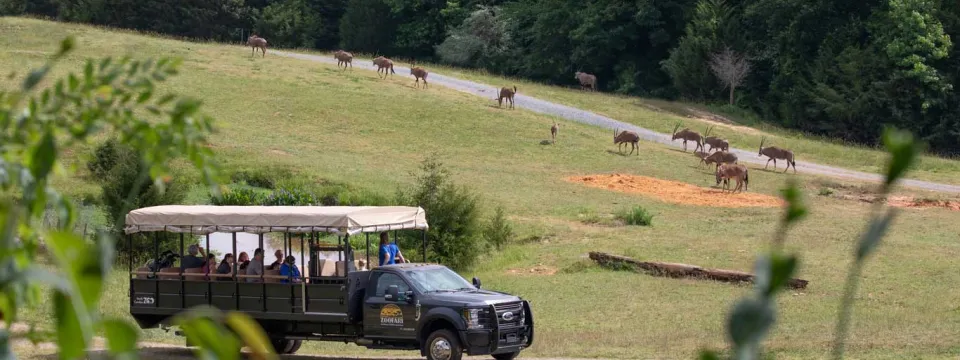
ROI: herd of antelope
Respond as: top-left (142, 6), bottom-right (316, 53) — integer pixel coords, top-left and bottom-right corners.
top-left (244, 40), bottom-right (796, 194)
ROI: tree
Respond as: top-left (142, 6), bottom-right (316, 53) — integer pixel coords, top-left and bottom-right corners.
top-left (338, 0), bottom-right (396, 53)
top-left (708, 47), bottom-right (751, 104)
top-left (436, 6), bottom-right (510, 67)
top-left (661, 0), bottom-right (735, 100)
top-left (256, 0), bottom-right (323, 49)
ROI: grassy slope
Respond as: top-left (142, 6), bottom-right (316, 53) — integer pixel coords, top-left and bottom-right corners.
top-left (387, 62), bottom-right (960, 186)
top-left (4, 18), bottom-right (960, 359)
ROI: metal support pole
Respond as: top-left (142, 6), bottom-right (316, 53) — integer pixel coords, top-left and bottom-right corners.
top-left (422, 230), bottom-right (427, 263)
top-left (260, 233), bottom-right (265, 312)
top-left (365, 233), bottom-right (370, 270)
top-left (233, 232), bottom-right (239, 311)
top-left (206, 234), bottom-right (211, 305)
top-left (155, 231), bottom-right (161, 306)
top-left (179, 232), bottom-right (185, 307)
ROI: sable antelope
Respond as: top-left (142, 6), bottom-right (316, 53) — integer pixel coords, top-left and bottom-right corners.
top-left (758, 137), bottom-right (797, 173)
top-left (702, 126), bottom-right (729, 152)
top-left (498, 86), bottom-right (517, 109)
top-left (614, 129), bottom-right (640, 155)
top-left (700, 151), bottom-right (738, 171)
top-left (716, 164), bottom-right (749, 193)
top-left (334, 50), bottom-right (353, 69)
top-left (410, 66), bottom-right (428, 88)
top-left (574, 71), bottom-right (597, 91)
top-left (373, 56), bottom-right (396, 79)
top-left (550, 123), bottom-right (559, 144)
top-left (247, 35), bottom-right (267, 57)
top-left (671, 122), bottom-right (704, 152)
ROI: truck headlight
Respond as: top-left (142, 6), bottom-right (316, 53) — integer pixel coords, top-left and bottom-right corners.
top-left (462, 308), bottom-right (487, 329)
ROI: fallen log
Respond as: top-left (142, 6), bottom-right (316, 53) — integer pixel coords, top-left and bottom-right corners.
top-left (588, 251), bottom-right (808, 289)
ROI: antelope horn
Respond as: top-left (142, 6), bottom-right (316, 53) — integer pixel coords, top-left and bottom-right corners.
top-left (672, 122), bottom-right (682, 135)
top-left (759, 136), bottom-right (766, 149)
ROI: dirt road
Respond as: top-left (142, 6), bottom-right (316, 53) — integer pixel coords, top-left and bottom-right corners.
top-left (274, 51), bottom-right (960, 194)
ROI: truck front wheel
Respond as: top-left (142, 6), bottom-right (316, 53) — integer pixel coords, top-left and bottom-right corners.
top-left (492, 352), bottom-right (519, 360)
top-left (424, 329), bottom-right (462, 360)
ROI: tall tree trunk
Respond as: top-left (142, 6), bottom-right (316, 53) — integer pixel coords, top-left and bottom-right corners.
top-left (729, 85), bottom-right (735, 105)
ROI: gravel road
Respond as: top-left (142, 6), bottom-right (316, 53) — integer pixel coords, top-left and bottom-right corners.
top-left (275, 51), bottom-right (960, 194)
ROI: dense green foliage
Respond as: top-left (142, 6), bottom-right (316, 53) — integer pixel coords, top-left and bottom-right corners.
top-left (615, 205), bottom-right (654, 226)
top-left (4, 0), bottom-right (959, 152)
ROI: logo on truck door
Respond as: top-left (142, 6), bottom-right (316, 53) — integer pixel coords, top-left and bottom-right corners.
top-left (380, 304), bottom-right (404, 327)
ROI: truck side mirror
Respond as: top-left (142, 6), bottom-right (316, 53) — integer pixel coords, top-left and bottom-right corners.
top-left (472, 277), bottom-right (482, 289)
top-left (404, 290), bottom-right (415, 303)
top-left (385, 285), bottom-right (399, 301)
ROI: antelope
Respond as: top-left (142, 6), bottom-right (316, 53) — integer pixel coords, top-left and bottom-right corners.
top-left (247, 35), bottom-right (267, 57)
top-left (716, 164), bottom-right (749, 193)
top-left (498, 86), bottom-right (517, 109)
top-left (334, 50), bottom-right (353, 69)
top-left (701, 151), bottom-right (739, 171)
top-left (671, 122), bottom-right (704, 152)
top-left (614, 129), bottom-right (640, 155)
top-left (410, 66), bottom-right (428, 88)
top-left (702, 126), bottom-right (729, 152)
top-left (550, 123), bottom-right (559, 144)
top-left (373, 56), bottom-right (396, 79)
top-left (758, 137), bottom-right (797, 173)
top-left (574, 71), bottom-right (597, 91)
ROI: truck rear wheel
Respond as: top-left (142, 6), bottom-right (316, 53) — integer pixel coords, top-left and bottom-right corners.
top-left (270, 338), bottom-right (296, 354)
top-left (424, 329), bottom-right (462, 360)
top-left (287, 340), bottom-right (302, 354)
top-left (493, 352), bottom-right (519, 360)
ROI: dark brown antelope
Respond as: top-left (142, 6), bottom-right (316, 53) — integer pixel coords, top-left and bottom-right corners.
top-left (410, 66), bottom-right (428, 88)
top-left (671, 122), bottom-right (704, 152)
top-left (716, 164), bottom-right (749, 193)
top-left (574, 71), bottom-right (597, 91)
top-left (373, 56), bottom-right (396, 79)
top-left (247, 35), bottom-right (267, 57)
top-left (614, 129), bottom-right (640, 155)
top-left (702, 126), bottom-right (729, 152)
top-left (758, 137), bottom-right (797, 173)
top-left (550, 123), bottom-right (559, 144)
top-left (498, 86), bottom-right (517, 109)
top-left (334, 50), bottom-right (353, 69)
top-left (700, 151), bottom-right (738, 171)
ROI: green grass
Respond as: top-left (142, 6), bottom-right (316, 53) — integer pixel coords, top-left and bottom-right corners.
top-left (5, 17), bottom-right (960, 359)
top-left (382, 60), bottom-right (960, 186)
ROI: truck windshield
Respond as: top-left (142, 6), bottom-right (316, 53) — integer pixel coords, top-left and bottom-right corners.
top-left (405, 267), bottom-right (475, 293)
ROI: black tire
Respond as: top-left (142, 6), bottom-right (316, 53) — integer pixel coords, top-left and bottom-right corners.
top-left (493, 352), bottom-right (519, 360)
top-left (287, 340), bottom-right (302, 354)
top-left (424, 329), bottom-right (463, 360)
top-left (270, 338), bottom-right (294, 354)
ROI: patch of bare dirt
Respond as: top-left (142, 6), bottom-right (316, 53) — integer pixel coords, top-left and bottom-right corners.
top-left (506, 264), bottom-right (558, 276)
top-left (566, 174), bottom-right (783, 208)
top-left (685, 108), bottom-right (767, 136)
top-left (270, 149), bottom-right (291, 156)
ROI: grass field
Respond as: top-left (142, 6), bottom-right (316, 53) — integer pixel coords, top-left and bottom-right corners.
top-left (4, 17), bottom-right (960, 359)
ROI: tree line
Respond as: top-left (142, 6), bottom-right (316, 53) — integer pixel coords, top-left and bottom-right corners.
top-left (4, 0), bottom-right (958, 154)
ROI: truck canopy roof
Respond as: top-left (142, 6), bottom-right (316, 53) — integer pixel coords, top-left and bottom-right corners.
top-left (124, 205), bottom-right (429, 235)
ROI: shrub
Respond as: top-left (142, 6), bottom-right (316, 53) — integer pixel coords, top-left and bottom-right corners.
top-left (99, 142), bottom-right (187, 256)
top-left (818, 188), bottom-right (835, 196)
top-left (211, 187), bottom-right (265, 205)
top-left (263, 188), bottom-right (319, 205)
top-left (484, 206), bottom-right (513, 250)
top-left (616, 206), bottom-right (654, 226)
top-left (231, 169), bottom-right (289, 189)
top-left (397, 156), bottom-right (485, 270)
top-left (87, 138), bottom-right (120, 178)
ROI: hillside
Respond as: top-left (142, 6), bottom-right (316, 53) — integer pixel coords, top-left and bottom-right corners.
top-left (4, 18), bottom-right (960, 359)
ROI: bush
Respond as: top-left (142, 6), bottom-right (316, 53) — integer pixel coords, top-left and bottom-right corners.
top-left (818, 188), bottom-right (835, 196)
top-left (397, 156), bottom-right (485, 270)
top-left (616, 206), bottom-right (654, 226)
top-left (231, 169), bottom-right (289, 189)
top-left (98, 141), bottom-right (188, 256)
top-left (211, 187), bottom-right (266, 205)
top-left (484, 206), bottom-right (513, 250)
top-left (263, 188), bottom-right (319, 205)
top-left (87, 138), bottom-right (121, 178)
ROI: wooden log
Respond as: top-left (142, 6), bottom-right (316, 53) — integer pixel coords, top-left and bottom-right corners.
top-left (588, 251), bottom-right (809, 289)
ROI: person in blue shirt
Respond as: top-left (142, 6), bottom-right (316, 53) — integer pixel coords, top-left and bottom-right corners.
top-left (279, 255), bottom-right (301, 283)
top-left (378, 232), bottom-right (406, 266)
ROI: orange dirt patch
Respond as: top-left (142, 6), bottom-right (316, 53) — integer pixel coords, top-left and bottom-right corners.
top-left (566, 174), bottom-right (784, 208)
top-left (506, 264), bottom-right (557, 276)
top-left (887, 196), bottom-right (960, 211)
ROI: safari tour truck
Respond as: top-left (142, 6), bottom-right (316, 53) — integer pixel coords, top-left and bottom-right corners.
top-left (125, 205), bottom-right (534, 360)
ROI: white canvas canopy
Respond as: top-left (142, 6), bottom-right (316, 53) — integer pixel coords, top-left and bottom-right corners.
top-left (124, 205), bottom-right (429, 235)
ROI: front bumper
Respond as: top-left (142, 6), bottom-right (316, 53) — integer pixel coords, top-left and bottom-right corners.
top-left (460, 325), bottom-right (531, 355)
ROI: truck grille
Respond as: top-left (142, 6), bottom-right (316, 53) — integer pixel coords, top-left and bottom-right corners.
top-left (493, 301), bottom-right (524, 329)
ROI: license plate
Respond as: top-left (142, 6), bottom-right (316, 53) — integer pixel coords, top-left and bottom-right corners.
top-left (506, 333), bottom-right (518, 343)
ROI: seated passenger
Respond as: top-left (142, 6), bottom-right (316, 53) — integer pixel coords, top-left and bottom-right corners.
top-left (216, 253), bottom-right (234, 281)
top-left (238, 251), bottom-right (250, 271)
top-left (267, 250), bottom-right (283, 270)
top-left (245, 248), bottom-right (265, 283)
top-left (357, 259), bottom-right (368, 271)
top-left (201, 254), bottom-right (216, 280)
top-left (378, 232), bottom-right (406, 266)
top-left (279, 256), bottom-right (301, 283)
top-left (180, 244), bottom-right (206, 269)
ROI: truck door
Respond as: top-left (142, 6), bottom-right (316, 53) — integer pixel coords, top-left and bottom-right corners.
top-left (363, 272), bottom-right (417, 339)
